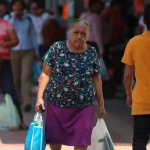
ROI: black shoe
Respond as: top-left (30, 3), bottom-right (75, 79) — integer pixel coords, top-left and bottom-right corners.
top-left (24, 104), bottom-right (32, 112)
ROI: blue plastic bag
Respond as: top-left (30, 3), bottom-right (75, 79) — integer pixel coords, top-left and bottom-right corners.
top-left (25, 112), bottom-right (46, 150)
top-left (32, 61), bottom-right (42, 85)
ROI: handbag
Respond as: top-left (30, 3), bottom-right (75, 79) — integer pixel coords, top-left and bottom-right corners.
top-left (25, 112), bottom-right (46, 150)
top-left (0, 94), bottom-right (21, 131)
top-left (88, 119), bottom-right (115, 150)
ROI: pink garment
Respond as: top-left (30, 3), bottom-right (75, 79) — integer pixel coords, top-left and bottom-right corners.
top-left (80, 12), bottom-right (103, 54)
top-left (0, 19), bottom-right (13, 59)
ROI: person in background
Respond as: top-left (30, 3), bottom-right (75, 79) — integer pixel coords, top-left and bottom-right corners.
top-left (101, 0), bottom-right (125, 96)
top-left (136, 15), bottom-right (147, 35)
top-left (0, 1), bottom-right (9, 19)
top-left (36, 19), bottom-right (105, 150)
top-left (56, 6), bottom-right (67, 29)
top-left (80, 0), bottom-right (104, 56)
top-left (42, 7), bottom-right (66, 50)
top-left (122, 4), bottom-right (150, 150)
top-left (4, 0), bottom-right (39, 112)
top-left (0, 19), bottom-right (28, 129)
top-left (39, 7), bottom-right (55, 23)
top-left (29, 1), bottom-right (47, 58)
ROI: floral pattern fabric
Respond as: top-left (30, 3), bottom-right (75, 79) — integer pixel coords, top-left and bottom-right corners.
top-left (43, 41), bottom-right (100, 108)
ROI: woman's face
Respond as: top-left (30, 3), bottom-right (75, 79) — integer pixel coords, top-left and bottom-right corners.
top-left (69, 22), bottom-right (89, 48)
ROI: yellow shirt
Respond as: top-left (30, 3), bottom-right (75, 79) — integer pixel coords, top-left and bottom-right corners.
top-left (122, 31), bottom-right (150, 115)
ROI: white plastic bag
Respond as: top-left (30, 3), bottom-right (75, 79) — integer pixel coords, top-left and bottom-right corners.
top-left (0, 94), bottom-right (21, 131)
top-left (88, 119), bottom-right (115, 150)
top-left (99, 58), bottom-right (109, 81)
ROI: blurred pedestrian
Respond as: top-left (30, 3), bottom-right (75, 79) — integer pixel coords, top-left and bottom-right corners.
top-left (136, 15), bottom-right (147, 35)
top-left (0, 1), bottom-right (9, 19)
top-left (29, 1), bottom-right (47, 58)
top-left (101, 0), bottom-right (125, 96)
top-left (0, 18), bottom-right (28, 129)
top-left (39, 7), bottom-right (55, 23)
top-left (4, 0), bottom-right (39, 112)
top-left (80, 0), bottom-right (104, 56)
top-left (56, 6), bottom-right (67, 29)
top-left (42, 9), bottom-right (66, 50)
top-left (122, 4), bottom-right (150, 150)
top-left (36, 19), bottom-right (105, 150)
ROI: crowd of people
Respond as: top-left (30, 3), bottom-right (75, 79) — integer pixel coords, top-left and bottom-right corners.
top-left (0, 0), bottom-right (146, 128)
top-left (1, 0), bottom-right (150, 150)
top-left (0, 0), bottom-right (67, 129)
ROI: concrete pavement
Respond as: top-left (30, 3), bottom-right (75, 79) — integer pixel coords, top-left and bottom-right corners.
top-left (1, 145), bottom-right (150, 150)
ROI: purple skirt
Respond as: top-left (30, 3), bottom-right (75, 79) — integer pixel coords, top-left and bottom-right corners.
top-left (45, 103), bottom-right (95, 146)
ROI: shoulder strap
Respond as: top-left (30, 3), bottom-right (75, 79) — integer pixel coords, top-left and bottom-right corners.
top-left (8, 13), bottom-right (11, 20)
top-left (27, 16), bottom-right (32, 23)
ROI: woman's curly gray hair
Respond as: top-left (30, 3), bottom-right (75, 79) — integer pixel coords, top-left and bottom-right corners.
top-left (70, 19), bottom-right (90, 29)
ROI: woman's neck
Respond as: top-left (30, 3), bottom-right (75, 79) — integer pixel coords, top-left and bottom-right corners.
top-left (67, 40), bottom-right (87, 53)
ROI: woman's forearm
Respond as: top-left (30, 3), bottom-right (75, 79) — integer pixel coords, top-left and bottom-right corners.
top-left (93, 75), bottom-right (104, 106)
top-left (4, 39), bottom-right (19, 48)
top-left (37, 73), bottom-right (50, 100)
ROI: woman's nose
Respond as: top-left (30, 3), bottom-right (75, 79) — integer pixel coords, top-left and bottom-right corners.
top-left (77, 33), bottom-right (82, 39)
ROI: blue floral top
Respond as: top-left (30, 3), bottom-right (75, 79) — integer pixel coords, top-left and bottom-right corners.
top-left (43, 41), bottom-right (100, 108)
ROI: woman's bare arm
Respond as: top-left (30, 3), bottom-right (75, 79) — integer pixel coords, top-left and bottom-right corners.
top-left (93, 75), bottom-right (104, 106)
top-left (36, 62), bottom-right (52, 111)
top-left (93, 75), bottom-right (106, 118)
top-left (4, 29), bottom-right (19, 48)
top-left (37, 62), bottom-right (52, 99)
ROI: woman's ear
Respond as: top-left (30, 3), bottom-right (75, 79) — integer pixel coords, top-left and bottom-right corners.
top-left (87, 32), bottom-right (90, 41)
top-left (68, 29), bottom-right (71, 34)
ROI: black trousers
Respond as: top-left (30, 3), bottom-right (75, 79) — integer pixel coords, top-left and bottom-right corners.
top-left (133, 115), bottom-right (150, 150)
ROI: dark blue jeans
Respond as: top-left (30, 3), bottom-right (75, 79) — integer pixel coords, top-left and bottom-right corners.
top-left (0, 59), bottom-right (23, 122)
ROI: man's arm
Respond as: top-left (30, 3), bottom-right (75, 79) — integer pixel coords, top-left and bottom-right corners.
top-left (124, 64), bottom-right (134, 107)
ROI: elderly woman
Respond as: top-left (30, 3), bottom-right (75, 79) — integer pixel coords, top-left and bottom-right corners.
top-left (36, 19), bottom-right (105, 150)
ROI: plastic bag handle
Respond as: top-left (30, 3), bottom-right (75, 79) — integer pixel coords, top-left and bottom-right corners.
top-left (34, 112), bottom-right (43, 121)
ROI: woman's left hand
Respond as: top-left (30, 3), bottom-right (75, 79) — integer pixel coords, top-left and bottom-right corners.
top-left (98, 105), bottom-right (106, 118)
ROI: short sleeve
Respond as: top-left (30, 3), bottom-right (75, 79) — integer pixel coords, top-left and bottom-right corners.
top-left (93, 49), bottom-right (100, 75)
top-left (42, 44), bottom-right (56, 67)
top-left (121, 40), bottom-right (134, 66)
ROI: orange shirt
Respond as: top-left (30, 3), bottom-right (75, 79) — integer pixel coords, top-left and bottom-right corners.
top-left (122, 32), bottom-right (150, 115)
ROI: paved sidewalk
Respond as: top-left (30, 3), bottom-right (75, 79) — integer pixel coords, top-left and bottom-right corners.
top-left (0, 92), bottom-right (149, 150)
top-left (0, 145), bottom-right (150, 150)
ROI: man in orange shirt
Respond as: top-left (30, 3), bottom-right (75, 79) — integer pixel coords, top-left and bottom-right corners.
top-left (122, 4), bottom-right (150, 150)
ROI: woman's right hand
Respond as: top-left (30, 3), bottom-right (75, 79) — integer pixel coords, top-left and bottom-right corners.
top-left (35, 98), bottom-right (45, 112)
